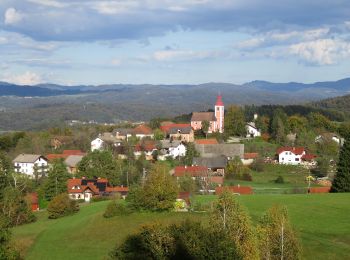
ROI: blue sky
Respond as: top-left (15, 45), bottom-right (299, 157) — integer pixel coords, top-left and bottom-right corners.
top-left (0, 0), bottom-right (350, 85)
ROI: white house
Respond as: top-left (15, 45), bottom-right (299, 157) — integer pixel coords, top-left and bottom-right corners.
top-left (158, 140), bottom-right (187, 160)
top-left (13, 154), bottom-right (48, 177)
top-left (246, 122), bottom-right (261, 138)
top-left (277, 147), bottom-right (305, 165)
top-left (315, 133), bottom-right (344, 146)
top-left (91, 132), bottom-right (123, 151)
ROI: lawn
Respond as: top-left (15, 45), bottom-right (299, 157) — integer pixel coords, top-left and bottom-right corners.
top-left (13, 194), bottom-right (350, 260)
top-left (226, 164), bottom-right (319, 194)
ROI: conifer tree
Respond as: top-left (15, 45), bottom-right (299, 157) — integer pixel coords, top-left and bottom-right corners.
top-left (44, 161), bottom-right (70, 201)
top-left (331, 137), bottom-right (350, 192)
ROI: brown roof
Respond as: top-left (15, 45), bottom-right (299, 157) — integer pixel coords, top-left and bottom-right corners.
top-left (195, 139), bottom-right (218, 145)
top-left (174, 165), bottom-right (208, 177)
top-left (209, 176), bottom-right (224, 185)
top-left (46, 154), bottom-right (68, 161)
top-left (160, 124), bottom-right (191, 134)
top-left (215, 186), bottom-right (253, 195)
top-left (133, 125), bottom-right (153, 135)
top-left (244, 153), bottom-right (259, 159)
top-left (277, 147), bottom-right (305, 155)
top-left (191, 112), bottom-right (216, 122)
top-left (135, 140), bottom-right (156, 152)
top-left (62, 150), bottom-right (85, 156)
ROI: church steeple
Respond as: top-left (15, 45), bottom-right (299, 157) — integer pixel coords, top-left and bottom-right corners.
top-left (214, 94), bottom-right (224, 133)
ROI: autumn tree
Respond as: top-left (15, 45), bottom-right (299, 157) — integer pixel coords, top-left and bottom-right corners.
top-left (331, 137), bottom-right (350, 192)
top-left (210, 190), bottom-right (259, 260)
top-left (47, 193), bottom-right (79, 219)
top-left (225, 105), bottom-right (246, 137)
top-left (257, 205), bottom-right (301, 260)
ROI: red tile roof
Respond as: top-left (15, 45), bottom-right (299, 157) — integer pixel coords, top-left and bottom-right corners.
top-left (215, 186), bottom-right (253, 195)
top-left (301, 154), bottom-right (317, 161)
top-left (160, 124), bottom-right (191, 134)
top-left (62, 150), bottom-right (86, 156)
top-left (133, 125), bottom-right (153, 135)
top-left (277, 147), bottom-right (305, 155)
top-left (67, 178), bottom-right (128, 195)
top-left (135, 140), bottom-right (156, 152)
top-left (174, 165), bottom-right (207, 177)
top-left (244, 153), bottom-right (259, 159)
top-left (46, 154), bottom-right (68, 161)
top-left (195, 138), bottom-right (219, 145)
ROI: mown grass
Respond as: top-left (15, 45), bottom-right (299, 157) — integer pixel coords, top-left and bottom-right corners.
top-left (13, 193), bottom-right (350, 260)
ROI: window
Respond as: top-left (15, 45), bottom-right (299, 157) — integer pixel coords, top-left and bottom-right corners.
top-left (295, 158), bottom-right (299, 161)
top-left (217, 107), bottom-right (219, 111)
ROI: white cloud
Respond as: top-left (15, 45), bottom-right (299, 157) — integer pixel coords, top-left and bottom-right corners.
top-left (4, 8), bottom-right (23, 25)
top-left (26, 0), bottom-right (67, 8)
top-left (111, 59), bottom-right (122, 66)
top-left (290, 39), bottom-right (350, 65)
top-left (90, 1), bottom-right (140, 14)
top-left (152, 49), bottom-right (223, 61)
top-left (3, 71), bottom-right (42, 85)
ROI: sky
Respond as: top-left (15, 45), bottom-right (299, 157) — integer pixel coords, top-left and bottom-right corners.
top-left (0, 0), bottom-right (350, 85)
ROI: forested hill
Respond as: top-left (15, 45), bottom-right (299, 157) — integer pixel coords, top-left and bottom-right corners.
top-left (312, 94), bottom-right (350, 114)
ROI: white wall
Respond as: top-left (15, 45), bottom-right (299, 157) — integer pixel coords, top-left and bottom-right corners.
top-left (14, 157), bottom-right (48, 177)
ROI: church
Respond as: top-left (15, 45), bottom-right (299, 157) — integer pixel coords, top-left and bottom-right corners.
top-left (191, 95), bottom-right (224, 133)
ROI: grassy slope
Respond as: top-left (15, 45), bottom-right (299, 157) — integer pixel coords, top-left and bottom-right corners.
top-left (13, 194), bottom-right (350, 260)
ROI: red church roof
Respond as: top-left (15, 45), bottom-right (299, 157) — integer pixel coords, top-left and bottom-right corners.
top-left (215, 94), bottom-right (224, 106)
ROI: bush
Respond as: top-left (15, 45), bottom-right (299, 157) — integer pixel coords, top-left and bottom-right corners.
top-left (91, 195), bottom-right (112, 203)
top-left (234, 172), bottom-right (253, 182)
top-left (47, 194), bottom-right (79, 219)
top-left (103, 201), bottom-right (131, 218)
top-left (249, 158), bottom-right (265, 172)
top-left (274, 176), bottom-right (285, 184)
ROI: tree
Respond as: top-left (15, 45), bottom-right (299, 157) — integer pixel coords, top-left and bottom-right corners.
top-left (288, 115), bottom-right (307, 134)
top-left (257, 205), bottom-right (301, 260)
top-left (201, 120), bottom-right (210, 138)
top-left (47, 193), bottom-right (79, 219)
top-left (210, 190), bottom-right (259, 260)
top-left (77, 150), bottom-right (121, 185)
top-left (225, 105), bottom-right (246, 137)
top-left (178, 174), bottom-right (196, 193)
top-left (128, 163), bottom-right (178, 211)
top-left (44, 161), bottom-right (70, 201)
top-left (0, 187), bottom-right (36, 226)
top-left (331, 137), bottom-right (350, 192)
top-left (270, 109), bottom-right (288, 144)
top-left (153, 129), bottom-right (165, 140)
top-left (0, 215), bottom-right (20, 260)
top-left (182, 143), bottom-right (199, 166)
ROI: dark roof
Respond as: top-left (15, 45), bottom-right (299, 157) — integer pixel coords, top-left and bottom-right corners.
top-left (13, 154), bottom-right (47, 163)
top-left (193, 155), bottom-right (228, 168)
top-left (194, 143), bottom-right (244, 158)
top-left (113, 128), bottom-right (133, 136)
top-left (169, 126), bottom-right (193, 134)
top-left (191, 112), bottom-right (216, 122)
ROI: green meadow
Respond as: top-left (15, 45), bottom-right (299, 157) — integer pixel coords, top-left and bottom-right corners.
top-left (13, 193), bottom-right (350, 260)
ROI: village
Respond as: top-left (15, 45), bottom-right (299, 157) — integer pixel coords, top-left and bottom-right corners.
top-left (9, 94), bottom-right (342, 211)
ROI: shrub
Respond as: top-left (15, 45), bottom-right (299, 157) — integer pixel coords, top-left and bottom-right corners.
top-left (103, 201), bottom-right (132, 218)
top-left (47, 194), bottom-right (79, 219)
top-left (275, 176), bottom-right (285, 184)
top-left (249, 158), bottom-right (265, 172)
top-left (91, 196), bottom-right (111, 203)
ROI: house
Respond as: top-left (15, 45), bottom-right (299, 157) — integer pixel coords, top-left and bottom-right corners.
top-left (47, 150), bottom-right (86, 162)
top-left (194, 143), bottom-right (244, 160)
top-left (159, 140), bottom-right (186, 160)
top-left (192, 155), bottom-right (228, 175)
top-left (67, 177), bottom-right (128, 202)
top-left (173, 165), bottom-right (208, 179)
top-left (194, 138), bottom-right (219, 145)
top-left (132, 125), bottom-right (154, 139)
top-left (315, 133), bottom-right (344, 146)
top-left (134, 140), bottom-right (157, 160)
top-left (64, 155), bottom-right (84, 174)
top-left (168, 126), bottom-right (194, 143)
top-left (277, 147), bottom-right (306, 165)
top-left (91, 132), bottom-right (123, 151)
top-left (50, 136), bottom-right (72, 149)
top-left (246, 122), bottom-right (261, 138)
top-left (215, 186), bottom-right (253, 195)
top-left (242, 153), bottom-right (259, 165)
top-left (191, 95), bottom-right (224, 133)
top-left (113, 128), bottom-right (133, 140)
top-left (13, 154), bottom-right (48, 177)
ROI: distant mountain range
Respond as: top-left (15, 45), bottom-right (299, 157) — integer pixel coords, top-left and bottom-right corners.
top-left (0, 78), bottom-right (350, 131)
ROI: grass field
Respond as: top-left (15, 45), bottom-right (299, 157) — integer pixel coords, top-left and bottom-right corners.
top-left (13, 193), bottom-right (350, 260)
top-left (226, 164), bottom-right (320, 194)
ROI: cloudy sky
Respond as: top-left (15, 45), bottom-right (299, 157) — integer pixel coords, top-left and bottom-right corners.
top-left (1, 0), bottom-right (350, 85)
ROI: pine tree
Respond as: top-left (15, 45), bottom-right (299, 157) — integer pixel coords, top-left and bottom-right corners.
top-left (44, 161), bottom-right (71, 201)
top-left (331, 137), bottom-right (350, 192)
